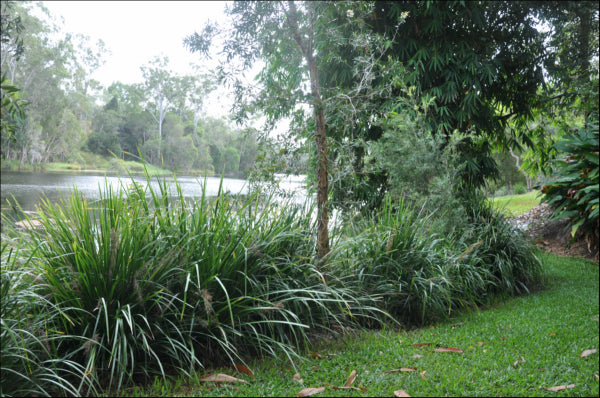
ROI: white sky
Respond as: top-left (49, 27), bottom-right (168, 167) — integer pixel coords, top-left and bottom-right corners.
top-left (39, 1), bottom-right (232, 116)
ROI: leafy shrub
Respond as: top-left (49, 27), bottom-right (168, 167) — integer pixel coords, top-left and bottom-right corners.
top-left (541, 120), bottom-right (599, 256)
top-left (513, 183), bottom-right (527, 195)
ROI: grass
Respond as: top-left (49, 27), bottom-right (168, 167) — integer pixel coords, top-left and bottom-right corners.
top-left (126, 252), bottom-right (599, 397)
top-left (489, 191), bottom-right (542, 217)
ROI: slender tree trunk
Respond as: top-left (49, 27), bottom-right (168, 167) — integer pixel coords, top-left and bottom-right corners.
top-left (286, 1), bottom-right (330, 260)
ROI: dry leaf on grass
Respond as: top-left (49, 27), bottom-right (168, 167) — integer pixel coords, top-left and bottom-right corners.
top-left (594, 373), bottom-right (599, 380)
top-left (296, 387), bottom-right (325, 397)
top-left (344, 370), bottom-right (357, 387)
top-left (513, 357), bottom-right (526, 368)
top-left (412, 354), bottom-right (423, 359)
top-left (410, 343), bottom-right (433, 347)
top-left (544, 384), bottom-right (575, 391)
top-left (327, 384), bottom-right (367, 393)
top-left (394, 390), bottom-right (411, 397)
top-left (420, 370), bottom-right (427, 380)
top-left (434, 347), bottom-right (464, 353)
top-left (293, 373), bottom-right (303, 384)
top-left (234, 364), bottom-right (254, 379)
top-left (199, 373), bottom-right (246, 383)
top-left (580, 349), bottom-right (597, 358)
top-left (384, 368), bottom-right (417, 374)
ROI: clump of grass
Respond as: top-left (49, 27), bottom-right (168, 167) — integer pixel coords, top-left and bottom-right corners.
top-left (336, 193), bottom-right (543, 326)
top-left (0, 235), bottom-right (99, 397)
top-left (3, 165), bottom-right (389, 395)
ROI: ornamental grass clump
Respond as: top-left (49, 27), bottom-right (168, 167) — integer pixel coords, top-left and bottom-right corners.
top-left (3, 167), bottom-right (389, 395)
top-left (336, 197), bottom-right (453, 325)
top-left (337, 193), bottom-right (543, 327)
top-left (1, 235), bottom-right (99, 397)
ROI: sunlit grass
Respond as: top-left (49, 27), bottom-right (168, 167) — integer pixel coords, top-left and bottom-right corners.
top-left (489, 190), bottom-right (542, 217)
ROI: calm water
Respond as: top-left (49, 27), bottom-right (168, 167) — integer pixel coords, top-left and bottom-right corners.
top-left (1, 171), bottom-right (307, 217)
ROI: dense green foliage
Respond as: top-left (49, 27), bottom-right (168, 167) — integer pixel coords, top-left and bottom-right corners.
top-left (2, 1), bottom-right (598, 396)
top-left (1, 166), bottom-right (543, 395)
top-left (541, 121), bottom-right (599, 255)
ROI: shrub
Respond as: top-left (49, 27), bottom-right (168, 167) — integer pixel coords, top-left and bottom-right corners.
top-left (513, 183), bottom-right (527, 195)
top-left (540, 120), bottom-right (599, 256)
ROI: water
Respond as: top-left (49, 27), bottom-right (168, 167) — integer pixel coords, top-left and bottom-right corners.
top-left (1, 171), bottom-right (308, 218)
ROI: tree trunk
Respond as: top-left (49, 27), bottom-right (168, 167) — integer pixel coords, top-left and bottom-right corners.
top-left (287, 1), bottom-right (330, 260)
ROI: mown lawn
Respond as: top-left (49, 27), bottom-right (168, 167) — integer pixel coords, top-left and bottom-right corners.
top-left (122, 252), bottom-right (599, 397)
top-left (489, 191), bottom-right (543, 217)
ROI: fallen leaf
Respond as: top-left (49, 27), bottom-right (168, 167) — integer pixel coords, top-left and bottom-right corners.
top-left (412, 354), bottom-right (423, 359)
top-left (435, 347), bottom-right (464, 353)
top-left (293, 373), bottom-right (303, 384)
top-left (594, 373), bottom-right (599, 380)
top-left (580, 349), bottom-right (597, 358)
top-left (477, 341), bottom-right (485, 347)
top-left (394, 390), bottom-right (411, 397)
top-left (410, 343), bottom-right (433, 347)
top-left (513, 357), bottom-right (526, 368)
top-left (544, 384), bottom-right (575, 392)
top-left (501, 336), bottom-right (507, 340)
top-left (327, 383), bottom-right (367, 393)
top-left (428, 325), bottom-right (434, 329)
top-left (296, 387), bottom-right (325, 397)
top-left (199, 373), bottom-right (246, 383)
top-left (420, 370), bottom-right (427, 380)
top-left (384, 368), bottom-right (416, 374)
top-left (327, 353), bottom-right (338, 358)
top-left (593, 318), bottom-right (599, 322)
top-left (550, 332), bottom-right (556, 336)
top-left (311, 353), bottom-right (322, 359)
top-left (234, 365), bottom-right (254, 379)
top-left (344, 370), bottom-right (357, 387)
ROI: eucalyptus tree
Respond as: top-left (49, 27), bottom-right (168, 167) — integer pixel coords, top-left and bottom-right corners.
top-left (185, 1), bottom-right (383, 259)
top-left (140, 55), bottom-right (177, 161)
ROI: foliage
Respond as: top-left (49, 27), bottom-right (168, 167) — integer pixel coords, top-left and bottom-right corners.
top-left (151, 253), bottom-right (597, 398)
top-left (0, 164), bottom-right (386, 394)
top-left (334, 193), bottom-right (542, 326)
top-left (1, 236), bottom-right (99, 397)
top-left (540, 120), bottom-right (599, 255)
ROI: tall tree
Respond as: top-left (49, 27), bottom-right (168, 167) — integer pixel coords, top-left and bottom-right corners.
top-left (186, 1), bottom-right (335, 259)
top-left (141, 56), bottom-right (176, 162)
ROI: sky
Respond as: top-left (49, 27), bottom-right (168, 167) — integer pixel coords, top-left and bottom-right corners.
top-left (39, 1), bottom-right (232, 116)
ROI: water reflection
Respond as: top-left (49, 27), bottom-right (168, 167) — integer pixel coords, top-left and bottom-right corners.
top-left (1, 171), bottom-right (307, 218)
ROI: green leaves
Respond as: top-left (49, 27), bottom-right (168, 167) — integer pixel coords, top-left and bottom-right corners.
top-left (540, 120), bottom-right (599, 252)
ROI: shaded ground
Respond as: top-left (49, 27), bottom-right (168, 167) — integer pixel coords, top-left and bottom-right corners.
top-left (510, 203), bottom-right (598, 260)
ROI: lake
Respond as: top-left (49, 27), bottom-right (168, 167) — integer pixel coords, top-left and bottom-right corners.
top-left (0, 171), bottom-right (307, 218)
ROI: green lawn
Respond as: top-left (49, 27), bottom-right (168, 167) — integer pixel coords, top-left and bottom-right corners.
top-left (122, 252), bottom-right (599, 397)
top-left (489, 191), bottom-right (543, 217)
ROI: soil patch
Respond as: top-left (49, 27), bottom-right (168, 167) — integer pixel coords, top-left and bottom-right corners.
top-left (509, 204), bottom-right (598, 260)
